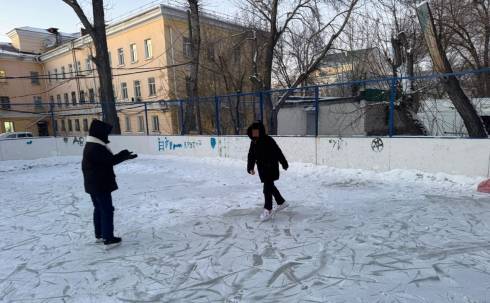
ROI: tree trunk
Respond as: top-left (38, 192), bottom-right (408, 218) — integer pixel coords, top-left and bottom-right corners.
top-left (62, 0), bottom-right (120, 134)
top-left (187, 1), bottom-right (202, 134)
top-left (92, 0), bottom-right (119, 133)
top-left (442, 75), bottom-right (487, 137)
top-left (417, 2), bottom-right (487, 138)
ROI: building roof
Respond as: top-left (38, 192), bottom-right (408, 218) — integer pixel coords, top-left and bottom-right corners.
top-left (0, 42), bottom-right (38, 59)
top-left (9, 27), bottom-right (79, 39)
top-left (321, 48), bottom-right (376, 67)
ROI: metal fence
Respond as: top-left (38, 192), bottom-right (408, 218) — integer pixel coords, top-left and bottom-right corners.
top-left (2, 68), bottom-right (489, 137)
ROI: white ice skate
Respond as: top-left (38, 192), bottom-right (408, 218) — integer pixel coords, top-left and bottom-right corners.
top-left (273, 202), bottom-right (289, 213)
top-left (260, 209), bottom-right (273, 222)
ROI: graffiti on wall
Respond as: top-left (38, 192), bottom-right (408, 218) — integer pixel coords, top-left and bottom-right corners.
top-left (371, 137), bottom-right (384, 152)
top-left (328, 137), bottom-right (346, 151)
top-left (158, 137), bottom-right (203, 151)
top-left (157, 137), bottom-right (218, 152)
top-left (63, 137), bottom-right (85, 146)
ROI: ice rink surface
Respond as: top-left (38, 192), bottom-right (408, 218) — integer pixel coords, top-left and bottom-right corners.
top-left (1, 156), bottom-right (490, 302)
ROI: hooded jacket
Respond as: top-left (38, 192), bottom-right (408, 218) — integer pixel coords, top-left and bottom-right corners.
top-left (82, 120), bottom-right (128, 194)
top-left (247, 122), bottom-right (288, 182)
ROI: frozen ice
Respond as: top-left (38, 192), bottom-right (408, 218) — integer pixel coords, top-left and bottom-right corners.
top-left (0, 155), bottom-right (489, 302)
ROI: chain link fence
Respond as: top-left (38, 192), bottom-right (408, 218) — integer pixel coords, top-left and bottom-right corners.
top-left (1, 68), bottom-right (489, 138)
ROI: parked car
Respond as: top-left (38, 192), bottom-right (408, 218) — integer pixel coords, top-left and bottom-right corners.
top-left (0, 132), bottom-right (34, 140)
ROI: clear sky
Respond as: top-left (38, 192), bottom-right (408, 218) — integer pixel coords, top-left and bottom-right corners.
top-left (0, 0), bottom-right (238, 42)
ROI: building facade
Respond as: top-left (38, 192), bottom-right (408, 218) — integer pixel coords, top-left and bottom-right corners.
top-left (0, 4), bottom-right (259, 136)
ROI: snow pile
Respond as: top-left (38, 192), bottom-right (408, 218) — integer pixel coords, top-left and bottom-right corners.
top-left (0, 156), bottom-right (489, 302)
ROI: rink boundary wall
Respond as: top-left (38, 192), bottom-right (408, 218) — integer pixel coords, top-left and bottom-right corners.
top-left (1, 136), bottom-right (489, 178)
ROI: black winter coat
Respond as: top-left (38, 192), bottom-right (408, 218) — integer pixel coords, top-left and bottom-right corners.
top-left (82, 120), bottom-right (127, 194)
top-left (247, 122), bottom-right (288, 183)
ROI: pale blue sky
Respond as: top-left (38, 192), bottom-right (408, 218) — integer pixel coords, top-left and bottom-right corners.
top-left (0, 0), bottom-right (238, 42)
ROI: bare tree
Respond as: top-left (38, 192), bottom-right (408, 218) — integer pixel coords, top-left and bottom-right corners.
top-left (241, 0), bottom-right (316, 116)
top-left (432, 0), bottom-right (489, 97)
top-left (417, 1), bottom-right (487, 138)
top-left (269, 0), bottom-right (359, 134)
top-left (62, 0), bottom-right (120, 134)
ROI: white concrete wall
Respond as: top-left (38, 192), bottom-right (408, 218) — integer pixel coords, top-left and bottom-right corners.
top-left (1, 135), bottom-right (490, 177)
top-left (277, 108), bottom-right (307, 136)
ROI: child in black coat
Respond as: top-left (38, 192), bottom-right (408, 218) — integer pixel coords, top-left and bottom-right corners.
top-left (247, 121), bottom-right (289, 221)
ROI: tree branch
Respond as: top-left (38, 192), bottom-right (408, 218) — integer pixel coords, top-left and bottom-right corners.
top-left (61, 0), bottom-right (94, 34)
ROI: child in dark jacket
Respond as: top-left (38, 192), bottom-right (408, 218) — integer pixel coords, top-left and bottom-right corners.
top-left (82, 119), bottom-right (137, 247)
top-left (247, 121), bottom-right (289, 221)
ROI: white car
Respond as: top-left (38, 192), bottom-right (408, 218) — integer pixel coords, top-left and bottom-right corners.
top-left (0, 132), bottom-right (34, 140)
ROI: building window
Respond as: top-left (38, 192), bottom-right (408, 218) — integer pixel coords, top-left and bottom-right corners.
top-left (0, 96), bottom-right (10, 110)
top-left (71, 91), bottom-right (77, 105)
top-left (85, 57), bottom-right (92, 74)
top-left (0, 70), bottom-right (6, 83)
top-left (138, 116), bottom-right (145, 132)
top-left (30, 72), bottom-right (40, 85)
top-left (152, 115), bottom-right (159, 131)
top-left (183, 37), bottom-right (191, 57)
top-left (118, 48), bottom-right (125, 65)
top-left (64, 93), bottom-right (69, 106)
top-left (121, 82), bottom-right (128, 100)
top-left (4, 121), bottom-right (14, 133)
top-left (68, 64), bottom-right (73, 77)
top-left (89, 88), bottom-right (95, 103)
top-left (77, 61), bottom-right (82, 75)
top-left (207, 45), bottom-right (214, 61)
top-left (48, 71), bottom-right (51, 83)
top-left (75, 119), bottom-right (80, 131)
top-left (185, 76), bottom-right (191, 96)
top-left (144, 39), bottom-right (152, 59)
top-left (83, 119), bottom-right (89, 131)
top-left (148, 77), bottom-right (156, 96)
top-left (134, 80), bottom-right (141, 100)
top-left (80, 91), bottom-right (85, 104)
top-left (33, 96), bottom-right (43, 110)
top-left (61, 66), bottom-right (66, 79)
top-left (130, 43), bottom-right (138, 63)
top-left (108, 51), bottom-right (112, 67)
top-left (61, 120), bottom-right (66, 131)
top-left (233, 47), bottom-right (240, 64)
top-left (56, 94), bottom-right (62, 107)
top-left (54, 68), bottom-right (58, 81)
top-left (125, 116), bottom-right (131, 131)
top-left (49, 95), bottom-right (55, 106)
top-left (68, 119), bottom-right (73, 132)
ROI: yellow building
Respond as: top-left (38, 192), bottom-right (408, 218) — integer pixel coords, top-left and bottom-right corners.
top-left (0, 4), bottom-right (259, 137)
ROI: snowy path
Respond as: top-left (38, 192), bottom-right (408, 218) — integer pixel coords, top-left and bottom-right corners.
top-left (1, 156), bottom-right (490, 302)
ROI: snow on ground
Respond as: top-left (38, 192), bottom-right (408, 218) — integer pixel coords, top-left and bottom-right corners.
top-left (1, 155), bottom-right (490, 302)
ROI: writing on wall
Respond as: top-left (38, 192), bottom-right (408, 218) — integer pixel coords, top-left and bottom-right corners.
top-left (328, 137), bottom-right (346, 151)
top-left (63, 137), bottom-right (85, 146)
top-left (158, 137), bottom-right (203, 152)
top-left (371, 137), bottom-right (384, 152)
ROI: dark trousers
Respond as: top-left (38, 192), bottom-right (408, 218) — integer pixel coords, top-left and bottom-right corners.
top-left (90, 193), bottom-right (114, 240)
top-left (263, 181), bottom-right (285, 211)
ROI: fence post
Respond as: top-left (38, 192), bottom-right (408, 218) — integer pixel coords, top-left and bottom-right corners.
top-left (144, 102), bottom-right (149, 136)
top-left (179, 100), bottom-right (185, 135)
top-left (388, 77), bottom-right (396, 137)
top-left (314, 86), bottom-right (319, 137)
top-left (259, 92), bottom-right (264, 122)
top-left (215, 96), bottom-right (221, 136)
top-left (50, 103), bottom-right (56, 137)
top-left (236, 92), bottom-right (241, 135)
